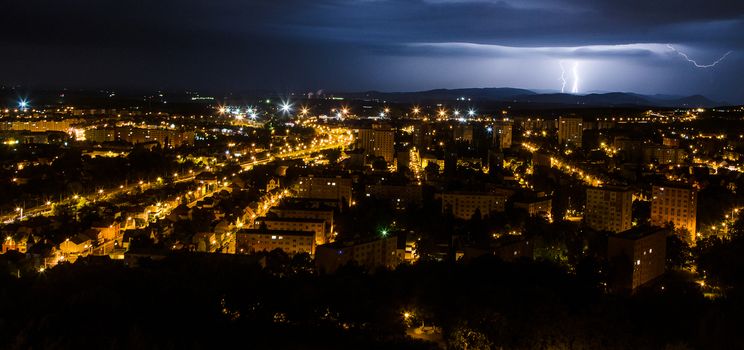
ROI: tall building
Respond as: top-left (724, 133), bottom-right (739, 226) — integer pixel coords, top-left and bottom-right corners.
top-left (296, 176), bottom-right (353, 207)
top-left (585, 186), bottom-right (633, 233)
top-left (642, 146), bottom-right (686, 165)
top-left (492, 120), bottom-right (513, 149)
top-left (558, 117), bottom-right (583, 147)
top-left (84, 128), bottom-right (117, 143)
top-left (453, 124), bottom-right (474, 144)
top-left (357, 123), bottom-right (394, 163)
top-left (614, 137), bottom-right (644, 163)
top-left (650, 185), bottom-right (697, 241)
top-left (607, 227), bottom-right (667, 293)
top-left (441, 191), bottom-right (507, 220)
top-left (413, 123), bottom-right (434, 149)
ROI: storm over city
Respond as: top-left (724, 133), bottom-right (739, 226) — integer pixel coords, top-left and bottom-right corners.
top-left (1, 0), bottom-right (744, 349)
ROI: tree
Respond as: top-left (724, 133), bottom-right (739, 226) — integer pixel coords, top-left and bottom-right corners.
top-left (372, 157), bottom-right (388, 171)
top-left (322, 148), bottom-right (342, 164)
top-left (666, 234), bottom-right (692, 271)
top-left (447, 323), bottom-right (494, 350)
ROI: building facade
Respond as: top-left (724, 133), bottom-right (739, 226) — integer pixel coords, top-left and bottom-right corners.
top-left (441, 192), bottom-right (507, 220)
top-left (296, 176), bottom-right (353, 207)
top-left (357, 124), bottom-right (394, 163)
top-left (514, 197), bottom-right (552, 217)
top-left (650, 185), bottom-right (697, 241)
top-left (642, 146), bottom-right (686, 165)
top-left (236, 229), bottom-right (316, 255)
top-left (607, 227), bottom-right (667, 293)
top-left (253, 217), bottom-right (328, 245)
top-left (558, 117), bottom-right (583, 147)
top-left (270, 207), bottom-right (334, 233)
top-left (492, 120), bottom-right (513, 149)
top-left (315, 236), bottom-right (399, 273)
top-left (585, 186), bottom-right (633, 233)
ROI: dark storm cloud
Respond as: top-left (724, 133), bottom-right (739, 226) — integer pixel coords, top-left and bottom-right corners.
top-left (0, 0), bottom-right (742, 101)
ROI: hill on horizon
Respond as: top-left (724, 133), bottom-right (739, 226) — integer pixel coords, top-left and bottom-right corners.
top-left (333, 87), bottom-right (723, 108)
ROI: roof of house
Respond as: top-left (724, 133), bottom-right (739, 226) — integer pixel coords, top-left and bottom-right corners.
top-left (237, 229), bottom-right (315, 237)
top-left (255, 217), bottom-right (325, 224)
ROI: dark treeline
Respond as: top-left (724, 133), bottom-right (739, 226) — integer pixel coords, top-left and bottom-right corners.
top-left (2, 253), bottom-right (743, 349)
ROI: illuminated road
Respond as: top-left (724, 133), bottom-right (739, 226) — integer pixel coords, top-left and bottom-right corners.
top-left (2, 127), bottom-right (354, 224)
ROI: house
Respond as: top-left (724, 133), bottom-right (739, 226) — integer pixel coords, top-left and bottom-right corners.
top-left (2, 235), bottom-right (29, 254)
top-left (58, 233), bottom-right (95, 260)
top-left (91, 219), bottom-right (121, 242)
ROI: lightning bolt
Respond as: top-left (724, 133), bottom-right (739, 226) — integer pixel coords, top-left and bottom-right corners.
top-left (559, 61), bottom-right (567, 93)
top-left (667, 44), bottom-right (733, 68)
top-left (571, 61), bottom-right (579, 94)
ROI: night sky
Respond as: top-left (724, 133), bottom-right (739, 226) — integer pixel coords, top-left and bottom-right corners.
top-left (2, 0), bottom-right (742, 102)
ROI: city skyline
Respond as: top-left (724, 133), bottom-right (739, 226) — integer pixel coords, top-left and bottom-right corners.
top-left (3, 1), bottom-right (744, 348)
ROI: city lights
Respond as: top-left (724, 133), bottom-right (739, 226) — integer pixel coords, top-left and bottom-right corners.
top-left (3, 1), bottom-right (744, 344)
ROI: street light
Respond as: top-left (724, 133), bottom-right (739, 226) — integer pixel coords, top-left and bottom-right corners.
top-left (280, 101), bottom-right (292, 114)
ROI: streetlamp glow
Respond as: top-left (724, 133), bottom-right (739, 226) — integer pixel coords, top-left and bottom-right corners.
top-left (280, 101), bottom-right (292, 114)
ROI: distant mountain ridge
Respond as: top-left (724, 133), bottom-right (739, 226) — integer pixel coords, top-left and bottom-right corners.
top-left (333, 88), bottom-right (722, 108)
